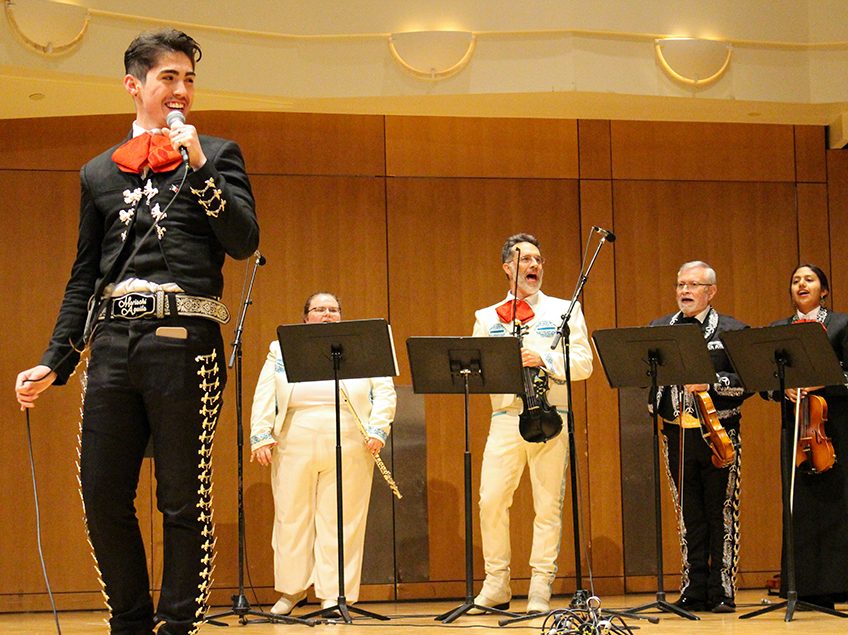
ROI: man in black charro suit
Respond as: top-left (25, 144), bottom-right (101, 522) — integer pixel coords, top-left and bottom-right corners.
top-left (15, 28), bottom-right (258, 635)
top-left (649, 261), bottom-right (749, 614)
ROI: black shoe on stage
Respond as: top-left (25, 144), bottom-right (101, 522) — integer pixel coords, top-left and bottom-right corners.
top-left (711, 599), bottom-right (736, 613)
top-left (672, 595), bottom-right (708, 612)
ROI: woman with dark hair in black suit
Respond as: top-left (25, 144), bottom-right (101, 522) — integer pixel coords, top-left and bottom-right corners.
top-left (769, 264), bottom-right (848, 609)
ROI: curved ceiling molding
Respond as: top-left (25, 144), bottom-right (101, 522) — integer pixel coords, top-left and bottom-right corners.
top-left (5, 0), bottom-right (90, 56)
top-left (388, 31), bottom-right (476, 80)
top-left (654, 37), bottom-right (732, 87)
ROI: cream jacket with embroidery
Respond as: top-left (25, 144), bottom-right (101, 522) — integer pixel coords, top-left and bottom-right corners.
top-left (249, 340), bottom-right (396, 451)
top-left (472, 290), bottom-right (593, 411)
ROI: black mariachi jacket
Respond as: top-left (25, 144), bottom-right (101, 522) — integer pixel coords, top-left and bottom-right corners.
top-left (649, 308), bottom-right (750, 425)
top-left (41, 133), bottom-right (259, 384)
top-left (768, 310), bottom-right (848, 402)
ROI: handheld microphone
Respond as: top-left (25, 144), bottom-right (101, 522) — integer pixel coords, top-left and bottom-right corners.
top-left (165, 110), bottom-right (190, 164)
top-left (592, 226), bottom-right (616, 243)
top-left (254, 250), bottom-right (267, 266)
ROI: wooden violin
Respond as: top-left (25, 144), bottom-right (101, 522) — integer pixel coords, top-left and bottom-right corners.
top-left (794, 392), bottom-right (835, 473)
top-left (693, 391), bottom-right (735, 468)
top-left (791, 319), bottom-right (836, 474)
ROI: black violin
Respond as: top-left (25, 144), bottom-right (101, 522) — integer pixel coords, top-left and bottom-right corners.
top-left (518, 364), bottom-right (563, 443)
top-left (506, 249), bottom-right (562, 443)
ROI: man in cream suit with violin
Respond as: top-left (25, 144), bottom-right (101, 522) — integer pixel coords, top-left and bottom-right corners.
top-left (649, 261), bottom-right (749, 614)
top-left (470, 233), bottom-right (593, 614)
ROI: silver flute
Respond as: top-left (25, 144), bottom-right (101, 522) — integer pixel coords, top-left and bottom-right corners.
top-left (340, 387), bottom-right (403, 500)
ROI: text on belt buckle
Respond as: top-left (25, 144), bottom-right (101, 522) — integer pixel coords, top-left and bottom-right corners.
top-left (111, 293), bottom-right (158, 320)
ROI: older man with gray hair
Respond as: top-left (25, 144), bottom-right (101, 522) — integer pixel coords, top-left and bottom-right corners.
top-left (648, 261), bottom-right (749, 614)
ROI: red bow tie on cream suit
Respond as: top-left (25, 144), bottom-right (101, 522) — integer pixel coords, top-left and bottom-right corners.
top-left (496, 298), bottom-right (535, 325)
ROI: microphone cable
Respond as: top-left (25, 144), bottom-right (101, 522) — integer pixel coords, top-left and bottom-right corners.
top-left (25, 409), bottom-right (62, 635)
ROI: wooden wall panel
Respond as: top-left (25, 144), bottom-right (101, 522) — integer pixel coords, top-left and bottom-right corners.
top-left (610, 122), bottom-right (796, 182)
top-left (0, 171), bottom-right (102, 606)
top-left (797, 183), bottom-right (831, 270)
top-left (385, 116), bottom-right (579, 178)
top-left (794, 125), bottom-right (827, 183)
top-left (0, 115), bottom-right (130, 171)
top-left (578, 120), bottom-right (612, 180)
top-left (827, 150), bottom-right (848, 311)
top-left (192, 112), bottom-right (386, 177)
top-left (386, 177), bottom-right (587, 590)
top-left (612, 180), bottom-right (797, 584)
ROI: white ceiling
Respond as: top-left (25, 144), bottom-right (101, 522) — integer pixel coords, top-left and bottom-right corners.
top-left (2, 0), bottom-right (848, 127)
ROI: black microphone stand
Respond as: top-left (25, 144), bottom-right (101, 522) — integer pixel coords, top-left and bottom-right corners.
top-left (206, 253), bottom-right (312, 628)
top-left (552, 230), bottom-right (609, 605)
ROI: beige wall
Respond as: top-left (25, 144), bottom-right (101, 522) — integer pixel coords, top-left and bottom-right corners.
top-left (0, 112), bottom-right (845, 610)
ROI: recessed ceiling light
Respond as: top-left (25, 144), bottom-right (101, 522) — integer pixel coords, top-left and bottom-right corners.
top-left (29, 93), bottom-right (46, 101)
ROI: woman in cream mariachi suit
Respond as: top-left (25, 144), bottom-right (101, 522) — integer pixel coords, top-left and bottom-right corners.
top-left (249, 292), bottom-right (396, 615)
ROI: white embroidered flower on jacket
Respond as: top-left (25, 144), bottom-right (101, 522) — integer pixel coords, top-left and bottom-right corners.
top-left (123, 187), bottom-right (142, 205)
top-left (142, 179), bottom-right (158, 203)
top-left (119, 209), bottom-right (135, 225)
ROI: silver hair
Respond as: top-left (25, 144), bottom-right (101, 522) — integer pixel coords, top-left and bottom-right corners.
top-left (678, 261), bottom-right (716, 284)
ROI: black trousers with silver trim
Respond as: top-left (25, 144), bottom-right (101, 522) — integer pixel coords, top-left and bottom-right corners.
top-left (662, 423), bottom-right (741, 606)
top-left (80, 317), bottom-right (224, 635)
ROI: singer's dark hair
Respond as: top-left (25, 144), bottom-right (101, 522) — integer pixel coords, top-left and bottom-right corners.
top-left (303, 292), bottom-right (342, 320)
top-left (124, 28), bottom-right (202, 81)
top-left (501, 233), bottom-right (540, 263)
top-left (789, 263), bottom-right (829, 306)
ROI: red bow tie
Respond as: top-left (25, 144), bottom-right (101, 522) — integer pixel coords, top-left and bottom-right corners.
top-left (112, 133), bottom-right (183, 174)
top-left (496, 298), bottom-right (535, 325)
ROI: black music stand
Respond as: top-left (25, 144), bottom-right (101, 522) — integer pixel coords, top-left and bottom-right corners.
top-left (407, 336), bottom-right (524, 623)
top-left (592, 324), bottom-right (716, 621)
top-left (721, 323), bottom-right (848, 622)
top-left (277, 319), bottom-right (398, 624)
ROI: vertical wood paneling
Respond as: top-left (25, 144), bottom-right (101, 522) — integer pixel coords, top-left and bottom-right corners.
top-left (794, 125), bottom-right (827, 183)
top-left (797, 183), bottom-right (830, 270)
top-left (578, 120), bottom-right (612, 180)
top-left (611, 122), bottom-right (796, 182)
top-left (385, 116), bottom-right (579, 178)
top-left (0, 172), bottom-right (101, 602)
top-left (3, 111), bottom-right (847, 611)
top-left (192, 112), bottom-right (386, 177)
top-left (827, 150), bottom-right (848, 311)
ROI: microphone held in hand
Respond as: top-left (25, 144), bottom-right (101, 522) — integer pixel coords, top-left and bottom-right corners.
top-left (591, 226), bottom-right (616, 243)
top-left (165, 110), bottom-right (190, 164)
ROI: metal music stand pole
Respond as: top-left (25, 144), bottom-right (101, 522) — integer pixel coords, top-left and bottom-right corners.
top-left (206, 254), bottom-right (312, 627)
top-left (719, 324), bottom-right (848, 622)
top-left (406, 336), bottom-right (525, 623)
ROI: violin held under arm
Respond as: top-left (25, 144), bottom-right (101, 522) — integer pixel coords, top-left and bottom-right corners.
top-left (693, 390), bottom-right (736, 469)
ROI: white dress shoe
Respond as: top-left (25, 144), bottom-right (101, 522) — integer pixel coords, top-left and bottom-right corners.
top-left (526, 575), bottom-right (552, 613)
top-left (467, 577), bottom-right (511, 615)
top-left (271, 590), bottom-right (307, 615)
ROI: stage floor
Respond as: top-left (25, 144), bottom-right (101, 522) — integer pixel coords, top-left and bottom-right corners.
top-left (2, 589), bottom-right (847, 634)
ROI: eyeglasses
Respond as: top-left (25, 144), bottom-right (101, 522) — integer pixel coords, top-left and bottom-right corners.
top-left (676, 282), bottom-right (713, 290)
top-left (308, 306), bottom-right (341, 314)
top-left (518, 255), bottom-right (545, 266)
